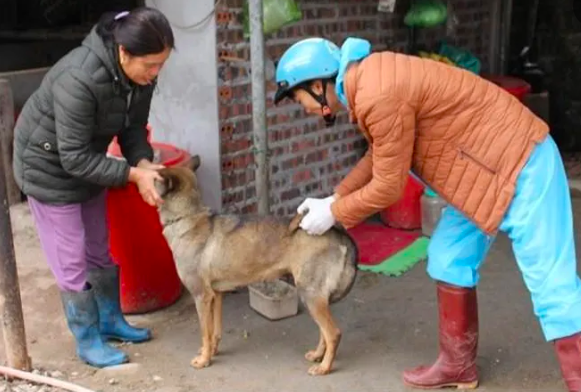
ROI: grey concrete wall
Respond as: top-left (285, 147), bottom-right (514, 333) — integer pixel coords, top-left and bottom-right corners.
top-left (146, 0), bottom-right (222, 211)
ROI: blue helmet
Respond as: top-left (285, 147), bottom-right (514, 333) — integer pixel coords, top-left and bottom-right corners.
top-left (274, 38), bottom-right (341, 105)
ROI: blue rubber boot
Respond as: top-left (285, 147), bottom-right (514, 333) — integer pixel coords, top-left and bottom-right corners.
top-left (88, 267), bottom-right (152, 343)
top-left (60, 289), bottom-right (128, 368)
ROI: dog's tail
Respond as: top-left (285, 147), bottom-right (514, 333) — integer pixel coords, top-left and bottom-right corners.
top-left (329, 229), bottom-right (358, 304)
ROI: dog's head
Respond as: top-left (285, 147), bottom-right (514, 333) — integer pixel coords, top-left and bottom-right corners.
top-left (155, 155), bottom-right (203, 218)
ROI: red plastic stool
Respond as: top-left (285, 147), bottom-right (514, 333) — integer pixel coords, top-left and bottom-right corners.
top-left (106, 137), bottom-right (190, 314)
top-left (380, 176), bottom-right (424, 230)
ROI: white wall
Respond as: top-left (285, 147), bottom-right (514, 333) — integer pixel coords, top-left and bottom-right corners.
top-left (146, 0), bottom-right (222, 211)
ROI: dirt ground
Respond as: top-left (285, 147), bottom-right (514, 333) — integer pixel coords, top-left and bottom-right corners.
top-left (2, 196), bottom-right (581, 392)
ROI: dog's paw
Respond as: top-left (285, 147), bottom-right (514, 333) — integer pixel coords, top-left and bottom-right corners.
top-left (198, 346), bottom-right (219, 357)
top-left (197, 342), bottom-right (220, 357)
top-left (304, 350), bottom-right (324, 363)
top-left (191, 355), bottom-right (211, 369)
top-left (211, 337), bottom-right (221, 356)
top-left (308, 364), bottom-right (330, 376)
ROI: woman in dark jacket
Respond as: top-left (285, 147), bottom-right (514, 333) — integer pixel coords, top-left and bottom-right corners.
top-left (12, 7), bottom-right (174, 368)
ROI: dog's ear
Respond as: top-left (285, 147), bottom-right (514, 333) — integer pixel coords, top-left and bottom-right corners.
top-left (186, 155), bottom-right (201, 172)
top-left (164, 174), bottom-right (174, 192)
top-left (158, 169), bottom-right (178, 193)
top-left (288, 212), bottom-right (305, 234)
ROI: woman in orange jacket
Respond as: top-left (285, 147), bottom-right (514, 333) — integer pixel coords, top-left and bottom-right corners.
top-left (274, 37), bottom-right (581, 391)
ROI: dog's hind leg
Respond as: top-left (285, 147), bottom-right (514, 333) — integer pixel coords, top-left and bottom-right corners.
top-left (191, 290), bottom-right (215, 369)
top-left (305, 332), bottom-right (326, 363)
top-left (303, 296), bottom-right (341, 376)
top-left (211, 292), bottom-right (223, 356)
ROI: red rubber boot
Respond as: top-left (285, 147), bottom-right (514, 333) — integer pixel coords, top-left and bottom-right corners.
top-left (554, 332), bottom-right (581, 391)
top-left (403, 282), bottom-right (479, 389)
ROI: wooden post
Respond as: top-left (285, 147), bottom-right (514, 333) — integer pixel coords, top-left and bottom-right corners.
top-left (0, 79), bottom-right (21, 206)
top-left (0, 80), bottom-right (30, 371)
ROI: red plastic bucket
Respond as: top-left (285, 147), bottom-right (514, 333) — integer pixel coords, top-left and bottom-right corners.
top-left (380, 176), bottom-right (424, 230)
top-left (106, 135), bottom-right (189, 314)
top-left (483, 74), bottom-right (531, 101)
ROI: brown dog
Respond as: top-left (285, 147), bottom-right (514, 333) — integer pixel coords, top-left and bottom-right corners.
top-left (154, 157), bottom-right (358, 376)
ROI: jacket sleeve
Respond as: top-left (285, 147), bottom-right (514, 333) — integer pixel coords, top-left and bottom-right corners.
top-left (334, 148), bottom-right (373, 196)
top-left (331, 99), bottom-right (416, 228)
top-left (53, 68), bottom-right (130, 187)
top-left (117, 86), bottom-right (154, 167)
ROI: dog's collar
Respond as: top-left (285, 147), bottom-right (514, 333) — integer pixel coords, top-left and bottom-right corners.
top-left (162, 215), bottom-right (186, 227)
top-left (162, 208), bottom-right (216, 228)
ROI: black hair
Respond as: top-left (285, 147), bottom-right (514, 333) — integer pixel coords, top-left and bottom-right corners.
top-left (96, 7), bottom-right (175, 56)
top-left (289, 77), bottom-right (336, 98)
top-left (309, 77), bottom-right (336, 86)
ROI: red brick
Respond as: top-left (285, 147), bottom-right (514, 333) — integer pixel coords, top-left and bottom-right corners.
top-left (292, 169), bottom-right (313, 184)
top-left (242, 204), bottom-right (257, 214)
top-left (219, 106), bottom-right (230, 120)
top-left (271, 145), bottom-right (289, 157)
top-left (305, 181), bottom-right (323, 194)
top-left (292, 139), bottom-right (316, 153)
top-left (305, 149), bottom-right (328, 164)
top-left (221, 138), bottom-right (251, 154)
top-left (281, 188), bottom-right (301, 201)
top-left (282, 156), bottom-right (305, 170)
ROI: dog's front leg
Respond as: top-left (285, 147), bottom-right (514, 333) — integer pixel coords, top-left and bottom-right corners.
top-left (196, 291), bottom-right (222, 357)
top-left (211, 292), bottom-right (223, 356)
top-left (192, 291), bottom-right (215, 369)
top-left (304, 296), bottom-right (342, 376)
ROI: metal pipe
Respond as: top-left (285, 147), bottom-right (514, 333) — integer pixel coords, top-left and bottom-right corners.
top-left (0, 366), bottom-right (94, 392)
top-left (248, 0), bottom-right (270, 215)
top-left (499, 0), bottom-right (513, 75)
top-left (488, 0), bottom-right (502, 74)
top-left (527, 0), bottom-right (540, 48)
top-left (0, 81), bottom-right (30, 371)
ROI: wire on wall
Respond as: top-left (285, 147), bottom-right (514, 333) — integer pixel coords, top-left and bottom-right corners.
top-left (151, 0), bottom-right (222, 30)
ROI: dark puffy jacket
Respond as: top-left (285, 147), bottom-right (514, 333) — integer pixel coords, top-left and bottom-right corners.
top-left (13, 26), bottom-right (154, 205)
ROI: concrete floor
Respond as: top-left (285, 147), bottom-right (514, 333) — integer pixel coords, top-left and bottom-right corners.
top-left (2, 198), bottom-right (579, 392)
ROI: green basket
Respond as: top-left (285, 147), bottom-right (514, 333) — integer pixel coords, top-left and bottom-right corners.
top-left (404, 0), bottom-right (448, 28)
top-left (242, 0), bottom-right (303, 38)
top-left (438, 41), bottom-right (481, 74)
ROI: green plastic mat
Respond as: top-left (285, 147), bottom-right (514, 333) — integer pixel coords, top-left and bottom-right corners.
top-left (358, 237), bottom-right (430, 277)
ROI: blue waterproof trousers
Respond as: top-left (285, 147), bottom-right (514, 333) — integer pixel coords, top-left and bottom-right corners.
top-left (427, 135), bottom-right (581, 341)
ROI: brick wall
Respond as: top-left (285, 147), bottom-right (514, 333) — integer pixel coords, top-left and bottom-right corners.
top-left (216, 0), bottom-right (491, 216)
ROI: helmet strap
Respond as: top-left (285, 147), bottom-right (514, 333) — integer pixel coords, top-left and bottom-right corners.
top-left (302, 79), bottom-right (336, 127)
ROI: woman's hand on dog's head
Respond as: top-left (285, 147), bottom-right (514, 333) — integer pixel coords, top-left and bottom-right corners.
top-left (129, 166), bottom-right (164, 207)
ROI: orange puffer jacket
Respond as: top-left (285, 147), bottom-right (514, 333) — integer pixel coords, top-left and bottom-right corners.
top-left (330, 51), bottom-right (549, 235)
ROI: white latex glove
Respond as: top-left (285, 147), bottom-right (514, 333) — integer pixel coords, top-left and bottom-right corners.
top-left (297, 195), bottom-right (337, 236)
